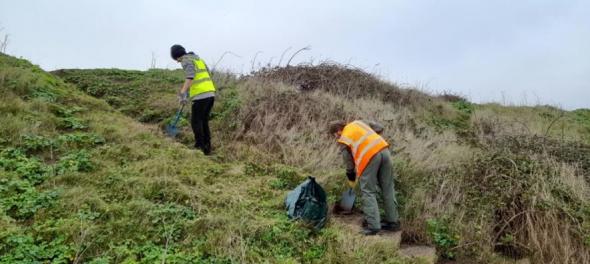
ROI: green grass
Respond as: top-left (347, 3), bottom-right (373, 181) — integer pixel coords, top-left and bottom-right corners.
top-left (53, 68), bottom-right (184, 123)
top-left (58, 65), bottom-right (590, 263)
top-left (573, 109), bottom-right (590, 142)
top-left (0, 54), bottom-right (428, 263)
top-left (4, 53), bottom-right (590, 263)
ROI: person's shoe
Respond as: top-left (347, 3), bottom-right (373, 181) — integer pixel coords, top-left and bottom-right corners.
top-left (360, 228), bottom-right (380, 236)
top-left (381, 221), bottom-right (401, 232)
top-left (203, 144), bottom-right (213, 156)
top-left (203, 149), bottom-right (212, 156)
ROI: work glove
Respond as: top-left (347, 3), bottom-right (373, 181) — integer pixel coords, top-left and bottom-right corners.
top-left (348, 180), bottom-right (357, 188)
top-left (346, 171), bottom-right (356, 188)
top-left (178, 92), bottom-right (188, 105)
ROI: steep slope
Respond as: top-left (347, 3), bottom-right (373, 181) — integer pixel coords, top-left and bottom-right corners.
top-left (55, 63), bottom-right (590, 263)
top-left (229, 67), bottom-right (590, 263)
top-left (0, 54), bottom-right (427, 263)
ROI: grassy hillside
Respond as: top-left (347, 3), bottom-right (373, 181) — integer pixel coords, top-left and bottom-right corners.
top-left (2, 53), bottom-right (590, 263)
top-left (0, 54), bottom-right (429, 263)
top-left (208, 67), bottom-right (590, 263)
top-left (56, 63), bottom-right (590, 263)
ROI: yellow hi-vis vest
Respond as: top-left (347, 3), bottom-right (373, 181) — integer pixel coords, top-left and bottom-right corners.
top-left (337, 121), bottom-right (389, 178)
top-left (189, 58), bottom-right (216, 99)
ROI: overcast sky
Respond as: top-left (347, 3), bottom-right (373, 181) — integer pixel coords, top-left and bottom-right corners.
top-left (1, 0), bottom-right (588, 109)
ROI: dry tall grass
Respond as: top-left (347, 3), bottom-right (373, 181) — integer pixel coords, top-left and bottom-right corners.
top-left (214, 64), bottom-right (590, 263)
top-left (50, 60), bottom-right (590, 263)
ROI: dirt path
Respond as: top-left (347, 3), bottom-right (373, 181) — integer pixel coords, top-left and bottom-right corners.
top-left (332, 211), bottom-right (437, 264)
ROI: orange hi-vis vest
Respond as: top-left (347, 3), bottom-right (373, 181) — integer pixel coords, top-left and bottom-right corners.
top-left (337, 121), bottom-right (389, 178)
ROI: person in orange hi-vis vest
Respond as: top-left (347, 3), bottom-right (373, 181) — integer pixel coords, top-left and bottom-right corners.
top-left (329, 120), bottom-right (400, 235)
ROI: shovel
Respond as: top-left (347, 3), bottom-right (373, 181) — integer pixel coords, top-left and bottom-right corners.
top-left (338, 180), bottom-right (357, 213)
top-left (165, 103), bottom-right (185, 137)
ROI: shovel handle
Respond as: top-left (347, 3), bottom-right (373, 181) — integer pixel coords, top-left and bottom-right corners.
top-left (171, 103), bottom-right (185, 126)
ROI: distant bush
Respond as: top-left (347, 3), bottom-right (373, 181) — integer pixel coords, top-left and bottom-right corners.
top-left (252, 63), bottom-right (434, 108)
top-left (57, 150), bottom-right (95, 174)
top-left (437, 91), bottom-right (468, 103)
top-left (427, 217), bottom-right (459, 259)
top-left (0, 233), bottom-right (73, 263)
top-left (0, 148), bottom-right (48, 185)
top-left (20, 134), bottom-right (56, 152)
top-left (57, 132), bottom-right (105, 148)
top-left (0, 176), bottom-right (58, 220)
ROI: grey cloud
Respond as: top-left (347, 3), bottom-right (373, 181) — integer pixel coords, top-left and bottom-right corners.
top-left (0, 0), bottom-right (588, 109)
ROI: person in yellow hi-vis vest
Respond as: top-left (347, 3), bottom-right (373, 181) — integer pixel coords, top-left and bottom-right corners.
top-left (329, 120), bottom-right (400, 235)
top-left (171, 44), bottom-right (215, 155)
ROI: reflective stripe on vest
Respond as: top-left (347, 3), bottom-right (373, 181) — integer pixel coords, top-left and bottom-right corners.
top-left (189, 58), bottom-right (216, 99)
top-left (337, 121), bottom-right (389, 177)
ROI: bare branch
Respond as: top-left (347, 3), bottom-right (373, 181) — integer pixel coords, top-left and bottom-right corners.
top-left (212, 51), bottom-right (241, 72)
top-left (150, 51), bottom-right (157, 69)
top-left (544, 111), bottom-right (565, 137)
top-left (0, 26), bottom-right (9, 53)
top-left (266, 56), bottom-right (275, 68)
top-left (250, 51), bottom-right (263, 72)
top-left (277, 46), bottom-right (292, 67)
top-left (0, 35), bottom-right (8, 53)
top-left (286, 45), bottom-right (311, 66)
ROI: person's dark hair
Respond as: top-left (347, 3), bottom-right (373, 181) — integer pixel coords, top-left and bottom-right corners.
top-left (170, 44), bottom-right (187, 60)
top-left (328, 120), bottom-right (347, 134)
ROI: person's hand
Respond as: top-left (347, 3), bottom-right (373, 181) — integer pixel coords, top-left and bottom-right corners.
top-left (346, 171), bottom-right (356, 188)
top-left (178, 92), bottom-right (188, 105)
top-left (348, 180), bottom-right (356, 188)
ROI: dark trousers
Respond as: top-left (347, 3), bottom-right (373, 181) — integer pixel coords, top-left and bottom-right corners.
top-left (190, 97), bottom-right (214, 154)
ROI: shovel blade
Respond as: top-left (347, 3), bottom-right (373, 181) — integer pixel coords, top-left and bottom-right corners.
top-left (339, 188), bottom-right (356, 212)
top-left (165, 125), bottom-right (178, 137)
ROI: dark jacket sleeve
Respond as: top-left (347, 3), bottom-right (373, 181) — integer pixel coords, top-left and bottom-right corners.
top-left (339, 144), bottom-right (356, 181)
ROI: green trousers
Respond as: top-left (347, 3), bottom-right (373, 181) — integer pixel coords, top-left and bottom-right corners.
top-left (359, 148), bottom-right (399, 230)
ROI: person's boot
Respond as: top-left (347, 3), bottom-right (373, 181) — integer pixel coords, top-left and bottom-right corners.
top-left (362, 219), bottom-right (368, 228)
top-left (194, 142), bottom-right (203, 151)
top-left (361, 220), bottom-right (380, 235)
top-left (360, 228), bottom-right (380, 236)
top-left (203, 143), bottom-right (212, 156)
top-left (381, 221), bottom-right (401, 232)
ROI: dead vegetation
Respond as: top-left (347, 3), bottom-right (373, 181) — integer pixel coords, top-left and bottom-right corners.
top-left (55, 62), bottom-right (590, 263)
top-left (218, 63), bottom-right (590, 263)
top-left (252, 63), bottom-right (434, 108)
